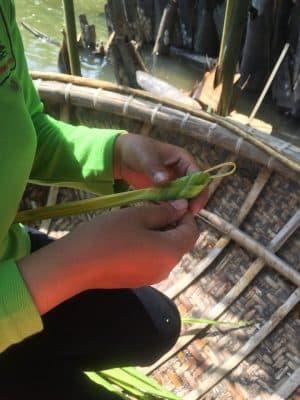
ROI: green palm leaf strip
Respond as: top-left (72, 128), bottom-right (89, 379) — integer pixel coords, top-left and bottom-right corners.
top-left (85, 371), bottom-right (130, 399)
top-left (15, 162), bottom-right (236, 224)
top-left (181, 317), bottom-right (253, 326)
top-left (84, 316), bottom-right (252, 400)
top-left (86, 367), bottom-right (182, 399)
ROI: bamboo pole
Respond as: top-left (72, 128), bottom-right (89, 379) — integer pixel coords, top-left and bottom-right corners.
top-left (21, 21), bottom-right (60, 46)
top-left (216, 0), bottom-right (250, 116)
top-left (200, 209), bottom-right (300, 286)
top-left (269, 366), bottom-right (300, 400)
top-left (152, 0), bottom-right (178, 55)
top-left (248, 43), bottom-right (290, 124)
top-left (30, 72), bottom-right (300, 175)
top-left (39, 186), bottom-right (59, 234)
top-left (62, 0), bottom-right (81, 76)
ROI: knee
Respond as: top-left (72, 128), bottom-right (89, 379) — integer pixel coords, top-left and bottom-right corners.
top-left (133, 287), bottom-right (181, 366)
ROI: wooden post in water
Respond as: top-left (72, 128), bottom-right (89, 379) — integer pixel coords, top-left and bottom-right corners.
top-left (79, 15), bottom-right (96, 51)
top-left (62, 0), bottom-right (81, 76)
top-left (105, 0), bottom-right (148, 87)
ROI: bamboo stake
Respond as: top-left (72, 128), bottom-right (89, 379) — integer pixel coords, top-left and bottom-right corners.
top-left (62, 0), bottom-right (81, 76)
top-left (248, 43), bottom-right (290, 124)
top-left (104, 31), bottom-right (116, 53)
top-left (142, 209), bottom-right (299, 375)
top-left (152, 0), bottom-right (178, 55)
top-left (269, 366), bottom-right (300, 400)
top-left (185, 288), bottom-right (300, 400)
top-left (152, 0), bottom-right (178, 56)
top-left (21, 21), bottom-right (60, 46)
top-left (30, 72), bottom-right (300, 175)
top-left (200, 209), bottom-right (300, 286)
top-left (215, 0), bottom-right (250, 116)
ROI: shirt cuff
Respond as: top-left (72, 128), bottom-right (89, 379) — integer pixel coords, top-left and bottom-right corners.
top-left (0, 259), bottom-right (43, 353)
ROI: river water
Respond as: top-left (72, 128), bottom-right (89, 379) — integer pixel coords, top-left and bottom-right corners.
top-left (14, 0), bottom-right (300, 146)
top-left (15, 0), bottom-right (200, 89)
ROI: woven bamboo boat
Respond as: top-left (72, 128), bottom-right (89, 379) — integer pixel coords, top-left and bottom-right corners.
top-left (26, 72), bottom-right (300, 400)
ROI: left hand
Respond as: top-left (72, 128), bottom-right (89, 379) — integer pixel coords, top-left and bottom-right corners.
top-left (113, 133), bottom-right (208, 214)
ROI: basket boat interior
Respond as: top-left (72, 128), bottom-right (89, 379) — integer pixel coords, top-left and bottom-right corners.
top-left (23, 74), bottom-right (300, 400)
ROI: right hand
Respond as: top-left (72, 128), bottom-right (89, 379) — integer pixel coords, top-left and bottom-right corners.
top-left (18, 201), bottom-right (198, 315)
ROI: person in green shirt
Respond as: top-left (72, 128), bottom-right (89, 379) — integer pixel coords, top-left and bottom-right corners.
top-left (0, 1), bottom-right (207, 398)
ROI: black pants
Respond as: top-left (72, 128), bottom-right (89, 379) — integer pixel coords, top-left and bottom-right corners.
top-left (0, 228), bottom-right (181, 399)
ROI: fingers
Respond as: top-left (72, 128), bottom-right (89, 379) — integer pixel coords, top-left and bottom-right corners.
top-left (189, 187), bottom-right (209, 215)
top-left (140, 202), bottom-right (198, 257)
top-left (161, 212), bottom-right (199, 260)
top-left (132, 136), bottom-right (198, 185)
top-left (137, 201), bottom-right (189, 229)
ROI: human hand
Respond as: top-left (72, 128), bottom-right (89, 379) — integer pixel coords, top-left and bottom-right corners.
top-left (71, 202), bottom-right (198, 289)
top-left (113, 134), bottom-right (208, 214)
top-left (18, 202), bottom-right (198, 314)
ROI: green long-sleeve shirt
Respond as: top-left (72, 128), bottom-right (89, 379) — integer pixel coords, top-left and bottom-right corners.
top-left (0, 0), bottom-right (123, 352)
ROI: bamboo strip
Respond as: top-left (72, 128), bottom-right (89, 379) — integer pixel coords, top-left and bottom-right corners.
top-left (164, 167), bottom-right (271, 300)
top-left (30, 72), bottom-right (300, 173)
top-left (39, 186), bottom-right (59, 234)
top-left (269, 366), bottom-right (300, 400)
top-left (39, 103), bottom-right (70, 232)
top-left (152, 0), bottom-right (178, 55)
top-left (32, 79), bottom-right (300, 181)
top-left (142, 210), bottom-right (300, 375)
top-left (104, 31), bottom-right (115, 53)
top-left (185, 288), bottom-right (300, 400)
top-left (185, 209), bottom-right (300, 335)
top-left (200, 209), bottom-right (300, 286)
top-left (248, 43), bottom-right (290, 124)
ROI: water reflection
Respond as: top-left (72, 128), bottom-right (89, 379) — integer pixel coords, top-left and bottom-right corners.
top-left (15, 0), bottom-right (114, 79)
top-left (15, 0), bottom-right (200, 89)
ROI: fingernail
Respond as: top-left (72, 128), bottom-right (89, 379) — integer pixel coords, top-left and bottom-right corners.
top-left (169, 199), bottom-right (188, 210)
top-left (153, 171), bottom-right (168, 184)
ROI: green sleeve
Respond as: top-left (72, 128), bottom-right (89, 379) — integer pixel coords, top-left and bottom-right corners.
top-left (10, 0), bottom-right (125, 194)
top-left (0, 259), bottom-right (43, 353)
top-left (0, 0), bottom-right (125, 354)
top-left (29, 113), bottom-right (124, 194)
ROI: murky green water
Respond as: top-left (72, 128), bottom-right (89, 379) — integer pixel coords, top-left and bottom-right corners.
top-left (15, 0), bottom-right (115, 79)
top-left (15, 0), bottom-right (200, 89)
top-left (14, 1), bottom-right (300, 146)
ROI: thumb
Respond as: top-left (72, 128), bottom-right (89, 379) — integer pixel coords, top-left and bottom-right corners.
top-left (138, 200), bottom-right (188, 229)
